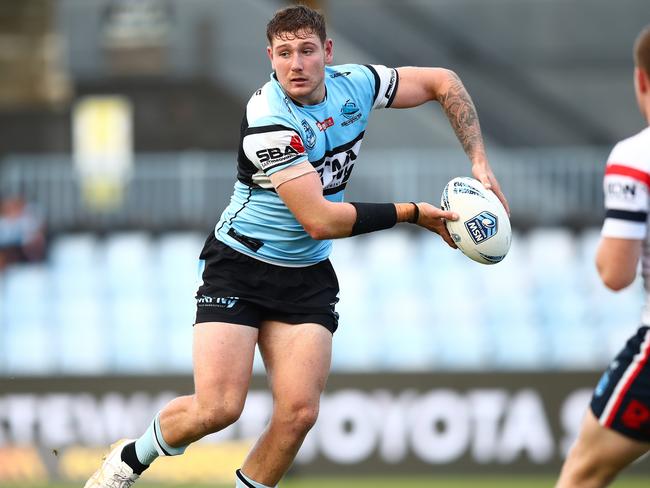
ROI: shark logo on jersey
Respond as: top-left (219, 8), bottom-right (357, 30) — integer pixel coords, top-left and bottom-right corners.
top-left (330, 70), bottom-right (351, 78)
top-left (341, 99), bottom-right (359, 119)
top-left (340, 99), bottom-right (362, 126)
top-left (464, 211), bottom-right (498, 244)
top-left (301, 119), bottom-right (317, 149)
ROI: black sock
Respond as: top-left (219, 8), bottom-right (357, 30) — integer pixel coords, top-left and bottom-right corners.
top-left (121, 441), bottom-right (149, 475)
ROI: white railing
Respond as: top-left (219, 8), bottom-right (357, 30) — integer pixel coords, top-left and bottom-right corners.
top-left (0, 146), bottom-right (608, 231)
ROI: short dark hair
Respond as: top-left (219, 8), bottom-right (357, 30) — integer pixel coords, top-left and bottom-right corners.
top-left (634, 24), bottom-right (650, 75)
top-left (266, 5), bottom-right (326, 45)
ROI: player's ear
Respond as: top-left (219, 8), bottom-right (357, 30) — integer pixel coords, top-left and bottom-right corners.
top-left (639, 69), bottom-right (650, 93)
top-left (267, 45), bottom-right (275, 68)
top-left (637, 66), bottom-right (648, 93)
top-left (324, 38), bottom-right (333, 65)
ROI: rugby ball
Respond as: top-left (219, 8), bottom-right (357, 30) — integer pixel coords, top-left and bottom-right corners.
top-left (440, 177), bottom-right (511, 264)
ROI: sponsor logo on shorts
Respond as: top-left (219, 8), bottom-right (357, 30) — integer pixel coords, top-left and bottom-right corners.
top-left (621, 399), bottom-right (650, 430)
top-left (464, 211), bottom-right (498, 244)
top-left (595, 359), bottom-right (619, 397)
top-left (197, 295), bottom-right (239, 309)
top-left (595, 370), bottom-right (611, 397)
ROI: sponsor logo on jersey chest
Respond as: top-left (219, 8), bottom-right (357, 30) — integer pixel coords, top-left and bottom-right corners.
top-left (317, 117), bottom-right (334, 132)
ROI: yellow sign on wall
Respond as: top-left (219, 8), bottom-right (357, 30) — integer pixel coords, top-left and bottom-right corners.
top-left (73, 96), bottom-right (133, 210)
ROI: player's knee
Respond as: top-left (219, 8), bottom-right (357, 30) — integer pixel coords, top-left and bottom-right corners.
top-left (563, 445), bottom-right (618, 487)
top-left (295, 404), bottom-right (319, 432)
top-left (198, 401), bottom-right (244, 433)
top-left (278, 402), bottom-right (320, 435)
top-left (566, 464), bottom-right (617, 488)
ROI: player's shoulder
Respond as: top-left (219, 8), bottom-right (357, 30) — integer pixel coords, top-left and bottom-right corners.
top-left (609, 126), bottom-right (650, 171)
top-left (245, 80), bottom-right (299, 131)
top-left (326, 63), bottom-right (385, 85)
top-left (327, 63), bottom-right (368, 79)
top-left (612, 126), bottom-right (650, 153)
top-left (327, 63), bottom-right (398, 110)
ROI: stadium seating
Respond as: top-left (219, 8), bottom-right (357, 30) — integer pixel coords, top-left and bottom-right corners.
top-left (0, 228), bottom-right (643, 374)
top-left (2, 264), bottom-right (54, 373)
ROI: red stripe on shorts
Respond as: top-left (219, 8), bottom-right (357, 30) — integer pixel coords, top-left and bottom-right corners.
top-left (604, 330), bottom-right (650, 428)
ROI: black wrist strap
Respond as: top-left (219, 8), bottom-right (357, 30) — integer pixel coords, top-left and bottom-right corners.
top-left (350, 202), bottom-right (397, 236)
top-left (409, 202), bottom-right (420, 224)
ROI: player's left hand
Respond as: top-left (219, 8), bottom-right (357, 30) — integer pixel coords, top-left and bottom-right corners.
top-left (472, 162), bottom-right (510, 215)
top-left (415, 202), bottom-right (458, 249)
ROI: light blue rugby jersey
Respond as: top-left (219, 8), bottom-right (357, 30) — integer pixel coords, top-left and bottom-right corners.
top-left (215, 63), bottom-right (399, 266)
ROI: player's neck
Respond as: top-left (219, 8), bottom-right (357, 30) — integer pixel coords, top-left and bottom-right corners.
top-left (289, 85), bottom-right (327, 107)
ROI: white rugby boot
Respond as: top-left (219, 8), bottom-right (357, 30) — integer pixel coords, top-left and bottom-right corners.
top-left (84, 439), bottom-right (139, 488)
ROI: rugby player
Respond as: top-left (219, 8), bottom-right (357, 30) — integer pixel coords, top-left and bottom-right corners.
top-left (555, 24), bottom-right (650, 488)
top-left (85, 5), bottom-right (507, 487)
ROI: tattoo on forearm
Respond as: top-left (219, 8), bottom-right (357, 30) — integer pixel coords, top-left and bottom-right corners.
top-left (439, 72), bottom-right (485, 160)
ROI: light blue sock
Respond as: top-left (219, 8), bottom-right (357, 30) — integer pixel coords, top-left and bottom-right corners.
top-left (235, 469), bottom-right (277, 488)
top-left (134, 414), bottom-right (188, 465)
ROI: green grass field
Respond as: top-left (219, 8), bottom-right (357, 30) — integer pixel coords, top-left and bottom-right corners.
top-left (7, 476), bottom-right (650, 488)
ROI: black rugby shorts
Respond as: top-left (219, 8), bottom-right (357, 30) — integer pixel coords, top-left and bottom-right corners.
top-left (590, 325), bottom-right (650, 442)
top-left (194, 233), bottom-right (339, 333)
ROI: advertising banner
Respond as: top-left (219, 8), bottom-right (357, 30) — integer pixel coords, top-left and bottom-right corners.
top-left (1, 372), bottom-right (648, 483)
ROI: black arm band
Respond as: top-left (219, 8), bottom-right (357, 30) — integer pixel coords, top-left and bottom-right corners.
top-left (350, 202), bottom-right (397, 236)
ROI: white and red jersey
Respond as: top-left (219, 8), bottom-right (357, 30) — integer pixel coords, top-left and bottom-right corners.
top-left (602, 126), bottom-right (650, 322)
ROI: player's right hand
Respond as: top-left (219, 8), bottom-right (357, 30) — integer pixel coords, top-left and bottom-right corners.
top-left (415, 202), bottom-right (458, 249)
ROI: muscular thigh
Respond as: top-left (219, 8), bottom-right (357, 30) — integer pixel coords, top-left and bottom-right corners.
top-left (572, 409), bottom-right (650, 470)
top-left (258, 321), bottom-right (332, 405)
top-left (193, 322), bottom-right (258, 408)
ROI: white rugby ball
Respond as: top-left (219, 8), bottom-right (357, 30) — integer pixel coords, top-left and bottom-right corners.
top-left (440, 177), bottom-right (511, 264)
